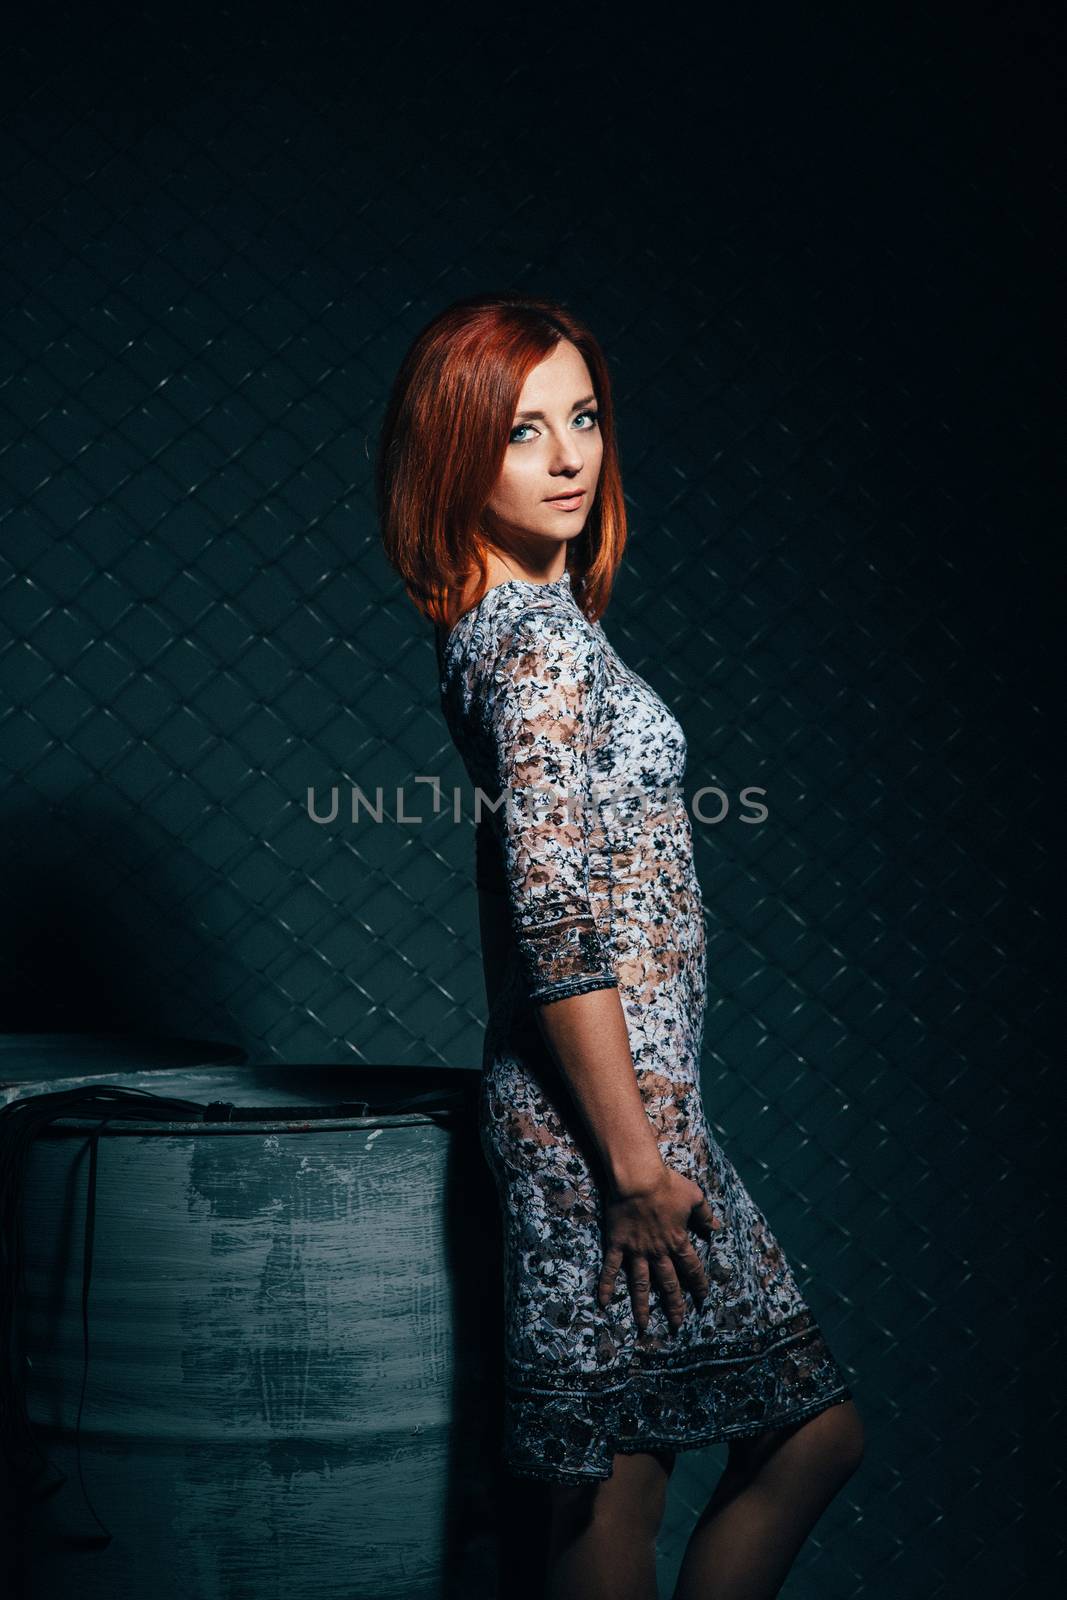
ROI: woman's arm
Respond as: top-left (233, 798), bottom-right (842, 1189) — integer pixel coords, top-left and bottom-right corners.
top-left (542, 984), bottom-right (713, 1331)
top-left (478, 884), bottom-right (662, 1196)
top-left (535, 984), bottom-right (664, 1198)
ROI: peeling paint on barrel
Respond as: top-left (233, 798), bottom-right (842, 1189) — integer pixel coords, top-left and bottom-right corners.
top-left (14, 1068), bottom-right (497, 1600)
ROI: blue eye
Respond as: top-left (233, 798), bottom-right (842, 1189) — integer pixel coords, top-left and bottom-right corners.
top-left (508, 410), bottom-right (599, 444)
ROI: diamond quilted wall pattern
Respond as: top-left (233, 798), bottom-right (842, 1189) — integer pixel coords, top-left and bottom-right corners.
top-left (0, 5), bottom-right (1057, 1595)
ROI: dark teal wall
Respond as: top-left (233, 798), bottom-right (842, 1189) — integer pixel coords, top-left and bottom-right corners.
top-left (0, 4), bottom-right (1057, 1593)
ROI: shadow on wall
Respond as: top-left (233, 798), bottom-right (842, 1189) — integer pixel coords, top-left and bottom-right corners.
top-left (0, 799), bottom-right (239, 1038)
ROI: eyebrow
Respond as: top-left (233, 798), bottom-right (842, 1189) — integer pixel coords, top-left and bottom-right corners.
top-left (514, 393), bottom-right (597, 422)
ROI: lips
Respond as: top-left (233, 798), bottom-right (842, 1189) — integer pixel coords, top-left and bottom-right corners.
top-left (545, 490), bottom-right (586, 503)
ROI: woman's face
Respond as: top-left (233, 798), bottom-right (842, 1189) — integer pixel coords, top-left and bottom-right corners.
top-left (481, 339), bottom-right (603, 562)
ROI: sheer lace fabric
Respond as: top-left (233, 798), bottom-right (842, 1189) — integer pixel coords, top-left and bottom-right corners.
top-left (437, 571), bottom-right (852, 1482)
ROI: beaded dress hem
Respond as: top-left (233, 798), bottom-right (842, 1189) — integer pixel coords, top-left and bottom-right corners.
top-left (498, 1303), bottom-right (853, 1483)
top-left (503, 1389), bottom-right (854, 1484)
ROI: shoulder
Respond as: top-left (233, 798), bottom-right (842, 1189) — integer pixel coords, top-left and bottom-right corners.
top-left (444, 583), bottom-right (605, 718)
top-left (491, 592), bottom-right (600, 681)
top-left (497, 588), bottom-right (590, 651)
top-left (474, 602), bottom-right (608, 740)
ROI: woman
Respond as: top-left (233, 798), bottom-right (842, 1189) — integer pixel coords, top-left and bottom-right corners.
top-left (377, 292), bottom-right (864, 1600)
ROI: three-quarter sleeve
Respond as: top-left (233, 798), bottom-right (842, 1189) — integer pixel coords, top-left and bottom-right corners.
top-left (480, 607), bottom-right (618, 1006)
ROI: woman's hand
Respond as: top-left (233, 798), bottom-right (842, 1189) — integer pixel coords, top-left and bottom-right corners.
top-left (597, 1164), bottom-right (718, 1334)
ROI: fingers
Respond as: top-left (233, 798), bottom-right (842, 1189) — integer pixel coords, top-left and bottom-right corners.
top-left (673, 1237), bottom-right (710, 1310)
top-left (602, 1242), bottom-right (710, 1332)
top-left (689, 1196), bottom-right (719, 1238)
top-left (597, 1244), bottom-right (625, 1309)
top-left (620, 1255), bottom-right (651, 1332)
top-left (648, 1254), bottom-right (689, 1332)
top-left (627, 1255), bottom-right (691, 1335)
top-left (597, 1178), bottom-right (721, 1330)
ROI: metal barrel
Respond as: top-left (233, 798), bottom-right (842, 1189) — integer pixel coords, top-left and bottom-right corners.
top-left (1, 1051), bottom-right (499, 1600)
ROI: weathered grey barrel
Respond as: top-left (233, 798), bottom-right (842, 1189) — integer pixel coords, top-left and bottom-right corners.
top-left (1, 1046), bottom-right (500, 1600)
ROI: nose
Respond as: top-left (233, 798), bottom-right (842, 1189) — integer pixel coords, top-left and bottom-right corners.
top-left (548, 436), bottom-right (586, 475)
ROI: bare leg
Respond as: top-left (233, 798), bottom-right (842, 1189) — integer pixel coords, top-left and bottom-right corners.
top-left (671, 1399), bottom-right (865, 1600)
top-left (545, 1447), bottom-right (676, 1600)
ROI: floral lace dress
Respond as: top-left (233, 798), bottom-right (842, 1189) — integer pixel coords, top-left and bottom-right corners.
top-left (436, 569), bottom-right (852, 1484)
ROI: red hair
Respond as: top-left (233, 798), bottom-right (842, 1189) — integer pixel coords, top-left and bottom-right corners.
top-left (375, 291), bottom-right (627, 630)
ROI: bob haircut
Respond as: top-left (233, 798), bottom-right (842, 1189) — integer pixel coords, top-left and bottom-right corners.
top-left (375, 291), bottom-right (627, 631)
